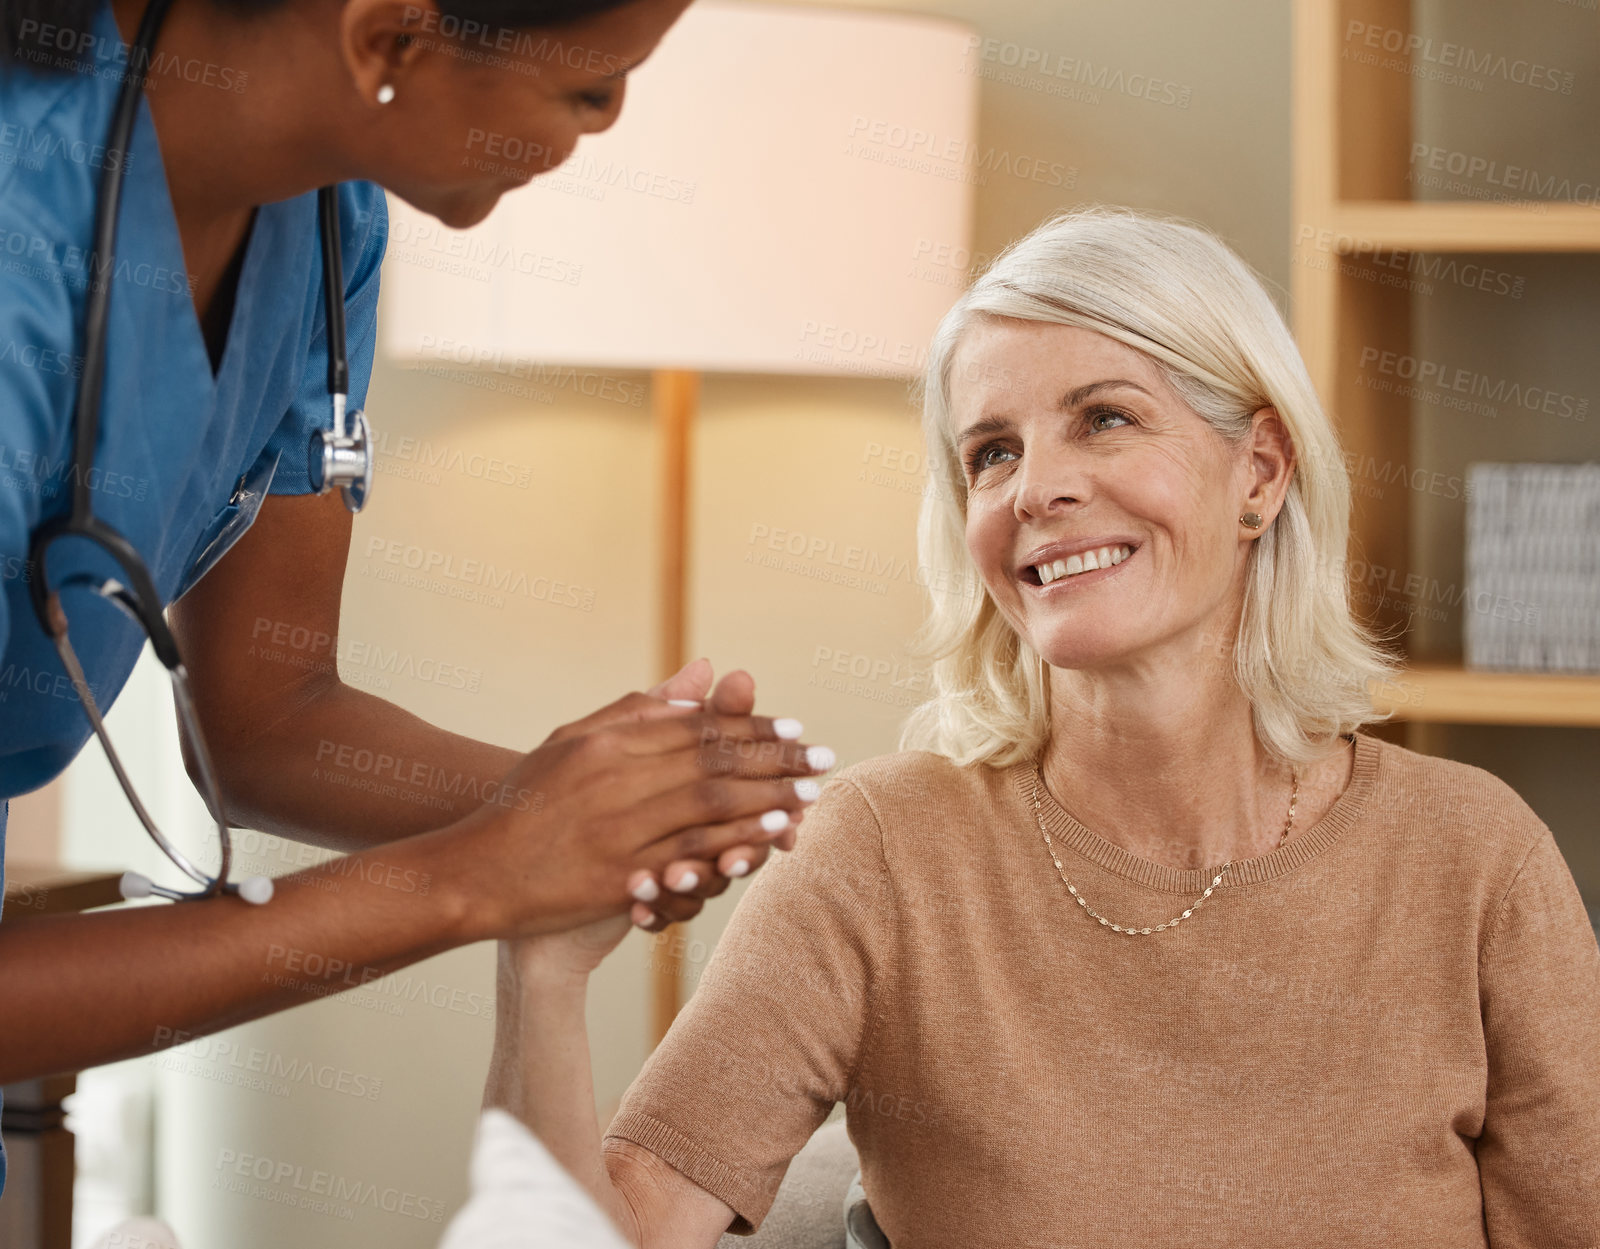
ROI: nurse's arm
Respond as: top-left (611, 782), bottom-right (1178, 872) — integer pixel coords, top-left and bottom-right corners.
top-left (170, 491), bottom-right (798, 875)
top-left (169, 490), bottom-right (521, 853)
top-left (0, 816), bottom-right (477, 1083)
top-left (0, 703), bottom-right (815, 1084)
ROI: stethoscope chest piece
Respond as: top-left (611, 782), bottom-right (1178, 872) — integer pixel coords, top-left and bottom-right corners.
top-left (309, 397), bottom-right (372, 513)
top-left (307, 185), bottom-right (372, 514)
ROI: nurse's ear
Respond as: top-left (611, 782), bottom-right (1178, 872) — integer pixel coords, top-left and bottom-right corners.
top-left (336, 0), bottom-right (431, 109)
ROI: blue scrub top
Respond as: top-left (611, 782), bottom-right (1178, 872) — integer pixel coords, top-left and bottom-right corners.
top-left (0, 3), bottom-right (387, 1194)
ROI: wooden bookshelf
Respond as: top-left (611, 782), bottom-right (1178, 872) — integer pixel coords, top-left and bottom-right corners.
top-left (1330, 202), bottom-right (1600, 253)
top-left (1291, 0), bottom-right (1600, 738)
top-left (1371, 665), bottom-right (1600, 727)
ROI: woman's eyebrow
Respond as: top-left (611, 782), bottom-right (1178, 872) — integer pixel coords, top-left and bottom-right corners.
top-left (956, 413), bottom-right (1011, 447)
top-left (1062, 378), bottom-right (1153, 407)
top-left (956, 378), bottom-right (1153, 446)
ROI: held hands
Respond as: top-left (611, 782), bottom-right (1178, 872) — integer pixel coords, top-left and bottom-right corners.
top-left (629, 658), bottom-right (814, 930)
top-left (459, 658), bottom-right (832, 963)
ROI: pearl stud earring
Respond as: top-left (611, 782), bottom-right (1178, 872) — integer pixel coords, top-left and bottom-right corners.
top-left (376, 84), bottom-right (396, 105)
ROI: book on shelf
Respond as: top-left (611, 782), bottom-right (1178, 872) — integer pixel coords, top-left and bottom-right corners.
top-left (1463, 462), bottom-right (1600, 674)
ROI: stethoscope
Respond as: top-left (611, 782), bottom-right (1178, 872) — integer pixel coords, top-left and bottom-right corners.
top-left (25, 0), bottom-right (374, 906)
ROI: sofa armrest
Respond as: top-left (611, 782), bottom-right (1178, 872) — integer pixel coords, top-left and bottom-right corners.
top-left (716, 1119), bottom-right (859, 1249)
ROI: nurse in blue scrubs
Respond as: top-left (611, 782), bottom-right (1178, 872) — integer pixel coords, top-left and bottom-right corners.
top-left (0, 0), bottom-right (818, 1193)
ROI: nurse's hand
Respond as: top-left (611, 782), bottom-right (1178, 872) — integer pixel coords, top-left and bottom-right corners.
top-left (455, 660), bottom-right (831, 943)
top-left (629, 660), bottom-right (810, 930)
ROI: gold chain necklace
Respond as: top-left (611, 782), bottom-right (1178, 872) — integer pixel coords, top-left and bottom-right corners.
top-left (1028, 762), bottom-right (1299, 935)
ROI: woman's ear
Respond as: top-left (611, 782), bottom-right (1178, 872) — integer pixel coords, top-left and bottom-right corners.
top-left (1244, 405), bottom-right (1294, 518)
top-left (338, 0), bottom-right (431, 107)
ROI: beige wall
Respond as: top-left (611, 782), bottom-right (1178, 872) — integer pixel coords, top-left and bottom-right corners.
top-left (72, 2), bottom-right (1594, 1245)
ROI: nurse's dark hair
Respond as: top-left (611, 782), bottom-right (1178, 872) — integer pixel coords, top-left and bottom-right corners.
top-left (2, 0), bottom-right (636, 65)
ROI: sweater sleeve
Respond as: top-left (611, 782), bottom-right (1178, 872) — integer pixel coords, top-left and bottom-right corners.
top-left (1477, 825), bottom-right (1600, 1247)
top-left (602, 775), bottom-right (891, 1235)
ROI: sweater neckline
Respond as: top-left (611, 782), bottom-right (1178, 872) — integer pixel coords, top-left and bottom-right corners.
top-left (1008, 730), bottom-right (1382, 893)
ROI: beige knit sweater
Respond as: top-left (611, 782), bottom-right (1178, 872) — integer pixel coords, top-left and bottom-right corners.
top-left (603, 731), bottom-right (1600, 1247)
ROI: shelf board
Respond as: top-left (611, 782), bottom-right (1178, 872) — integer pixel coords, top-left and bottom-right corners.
top-left (2, 865), bottom-right (124, 917)
top-left (1372, 664), bottom-right (1600, 726)
top-left (1321, 201), bottom-right (1600, 252)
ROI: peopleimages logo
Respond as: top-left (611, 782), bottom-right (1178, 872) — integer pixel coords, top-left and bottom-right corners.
top-left (845, 116), bottom-right (1077, 188)
top-left (262, 944), bottom-right (496, 1021)
top-left (1357, 347), bottom-right (1588, 421)
top-left (11, 19), bottom-right (251, 93)
top-left (412, 335), bottom-right (646, 407)
top-left (1409, 143), bottom-right (1600, 207)
top-left (154, 1028), bottom-right (383, 1102)
top-left (312, 738), bottom-right (540, 813)
top-left (248, 617), bottom-right (483, 693)
top-left (360, 536), bottom-right (597, 612)
top-left (399, 6), bottom-right (632, 77)
top-left (380, 216), bottom-right (582, 287)
top-left (961, 35), bottom-right (1194, 109)
top-left (0, 120), bottom-right (132, 172)
top-left (0, 225), bottom-right (194, 295)
top-left (1343, 20), bottom-right (1576, 93)
top-left (464, 130), bottom-right (697, 204)
top-left (213, 1148), bottom-right (446, 1222)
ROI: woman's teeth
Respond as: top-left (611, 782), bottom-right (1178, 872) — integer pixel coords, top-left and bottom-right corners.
top-left (1035, 544), bottom-right (1132, 586)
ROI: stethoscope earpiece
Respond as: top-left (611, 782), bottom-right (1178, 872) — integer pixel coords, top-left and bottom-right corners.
top-left (119, 870), bottom-right (159, 900)
top-left (233, 875), bottom-right (275, 905)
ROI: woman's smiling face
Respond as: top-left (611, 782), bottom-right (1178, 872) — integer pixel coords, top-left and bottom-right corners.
top-left (950, 316), bottom-right (1272, 674)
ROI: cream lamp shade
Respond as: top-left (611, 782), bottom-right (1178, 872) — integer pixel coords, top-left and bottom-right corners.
top-left (374, 0), bottom-right (977, 1039)
top-left (377, 0), bottom-right (979, 377)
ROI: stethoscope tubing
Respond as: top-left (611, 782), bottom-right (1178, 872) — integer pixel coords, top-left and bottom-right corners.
top-left (24, 0), bottom-right (367, 905)
top-left (67, 0), bottom-right (179, 529)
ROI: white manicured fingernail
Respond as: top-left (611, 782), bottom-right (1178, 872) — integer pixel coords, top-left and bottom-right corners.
top-left (806, 745), bottom-right (836, 772)
top-left (667, 699), bottom-right (701, 707)
top-left (760, 808), bottom-right (791, 833)
top-left (670, 871), bottom-right (699, 893)
top-left (774, 717), bottom-right (803, 740)
top-left (795, 778), bottom-right (821, 802)
top-left (630, 877), bottom-right (660, 902)
top-left (727, 859), bottom-right (750, 877)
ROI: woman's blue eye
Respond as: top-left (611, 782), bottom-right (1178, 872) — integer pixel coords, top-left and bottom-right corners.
top-left (963, 406), bottom-right (1133, 478)
top-left (1088, 405), bottom-right (1133, 430)
top-left (964, 442), bottom-right (1012, 475)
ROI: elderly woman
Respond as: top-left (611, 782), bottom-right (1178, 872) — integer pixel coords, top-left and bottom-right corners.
top-left (487, 206), bottom-right (1600, 1247)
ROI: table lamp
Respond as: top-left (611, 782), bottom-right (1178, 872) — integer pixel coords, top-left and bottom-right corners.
top-left (378, 0), bottom-right (978, 1039)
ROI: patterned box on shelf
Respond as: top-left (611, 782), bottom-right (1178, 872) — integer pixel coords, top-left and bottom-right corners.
top-left (1464, 463), bottom-right (1600, 674)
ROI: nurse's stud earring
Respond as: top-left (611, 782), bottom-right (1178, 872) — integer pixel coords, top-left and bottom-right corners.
top-left (376, 83), bottom-right (396, 104)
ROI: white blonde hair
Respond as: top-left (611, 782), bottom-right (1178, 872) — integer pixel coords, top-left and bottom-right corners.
top-left (897, 204), bottom-right (1403, 769)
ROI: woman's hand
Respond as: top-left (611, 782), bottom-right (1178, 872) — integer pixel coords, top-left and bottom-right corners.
top-left (503, 915), bottom-right (634, 987)
top-left (445, 659), bottom-right (828, 945)
top-left (627, 660), bottom-right (810, 931)
top-left (492, 660), bottom-right (815, 984)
